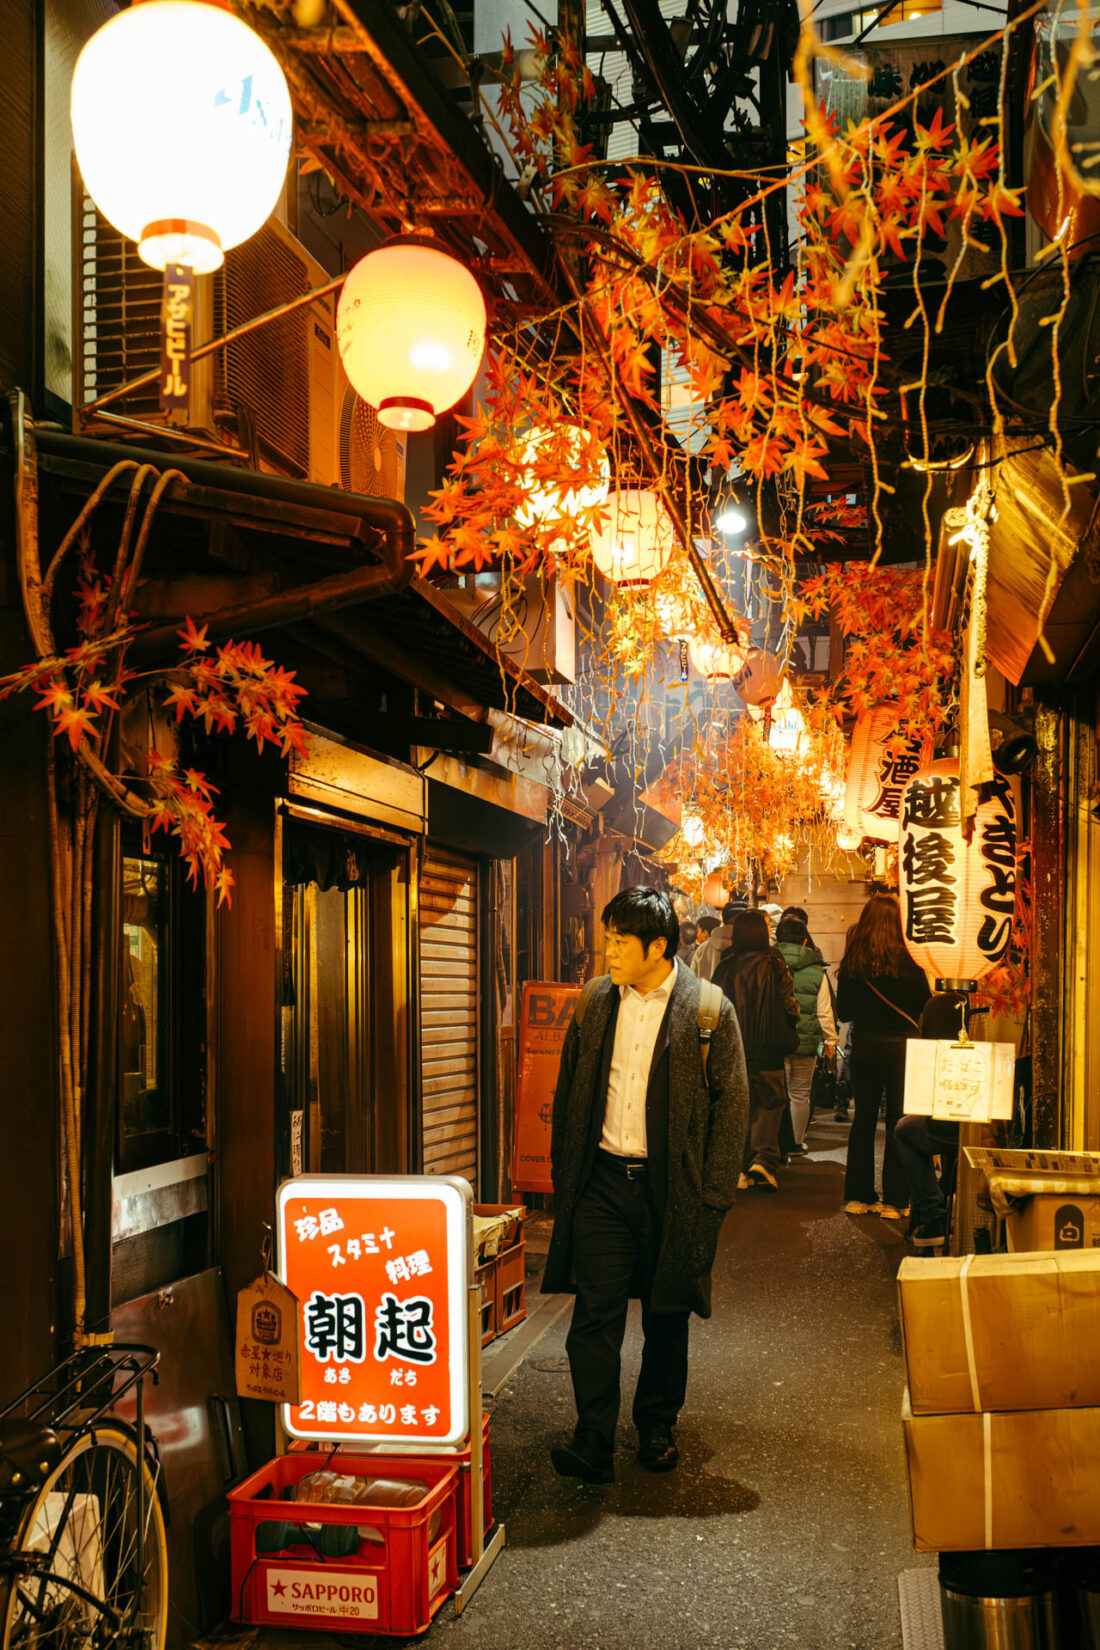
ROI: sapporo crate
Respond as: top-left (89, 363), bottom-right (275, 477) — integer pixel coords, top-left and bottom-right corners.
top-left (286, 1412), bottom-right (493, 1572)
top-left (228, 1452), bottom-right (459, 1636)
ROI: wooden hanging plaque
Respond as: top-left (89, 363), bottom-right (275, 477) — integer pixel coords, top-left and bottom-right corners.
top-left (235, 1271), bottom-right (302, 1404)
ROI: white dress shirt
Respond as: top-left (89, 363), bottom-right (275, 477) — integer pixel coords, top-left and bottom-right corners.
top-left (600, 958), bottom-right (678, 1158)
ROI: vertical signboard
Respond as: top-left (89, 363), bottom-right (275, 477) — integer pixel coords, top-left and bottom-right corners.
top-left (276, 1175), bottom-right (471, 1447)
top-left (510, 982), bottom-right (579, 1194)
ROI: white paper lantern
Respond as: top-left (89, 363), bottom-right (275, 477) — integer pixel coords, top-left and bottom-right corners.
top-left (590, 489), bottom-right (676, 587)
top-left (767, 700), bottom-right (805, 758)
top-left (71, 1), bottom-right (292, 273)
top-left (688, 636), bottom-right (745, 680)
top-left (835, 824), bottom-right (864, 853)
top-left (337, 240), bottom-right (487, 432)
top-left (681, 813), bottom-right (706, 847)
top-left (844, 707), bottom-right (932, 845)
top-left (731, 649), bottom-right (782, 710)
top-left (899, 758), bottom-right (1016, 987)
top-left (514, 425), bottom-right (610, 530)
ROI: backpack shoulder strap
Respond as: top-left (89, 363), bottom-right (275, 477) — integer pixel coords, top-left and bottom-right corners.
top-left (574, 975), bottom-right (602, 1029)
top-left (696, 979), bottom-right (723, 1086)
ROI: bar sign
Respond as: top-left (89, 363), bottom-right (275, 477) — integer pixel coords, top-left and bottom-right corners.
top-left (160, 263), bottom-right (193, 420)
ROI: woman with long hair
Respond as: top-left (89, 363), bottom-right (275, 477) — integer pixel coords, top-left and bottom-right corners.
top-left (836, 894), bottom-right (930, 1219)
top-left (714, 909), bottom-right (799, 1192)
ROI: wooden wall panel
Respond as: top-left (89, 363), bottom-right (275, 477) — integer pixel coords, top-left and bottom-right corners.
top-left (0, 0), bottom-right (36, 395)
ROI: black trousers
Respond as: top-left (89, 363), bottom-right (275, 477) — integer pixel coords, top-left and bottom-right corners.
top-left (845, 1032), bottom-right (909, 1209)
top-left (565, 1153), bottom-right (690, 1459)
top-left (894, 1114), bottom-right (959, 1226)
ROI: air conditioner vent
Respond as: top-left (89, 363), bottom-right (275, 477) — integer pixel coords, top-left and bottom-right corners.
top-left (337, 387), bottom-right (407, 500)
top-left (214, 222), bottom-right (312, 476)
top-left (77, 197), bottom-right (165, 421)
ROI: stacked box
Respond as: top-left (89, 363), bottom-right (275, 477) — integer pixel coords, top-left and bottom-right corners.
top-left (898, 1250), bottom-right (1100, 1552)
top-left (473, 1203), bottom-right (527, 1346)
top-left (229, 1453), bottom-right (459, 1636)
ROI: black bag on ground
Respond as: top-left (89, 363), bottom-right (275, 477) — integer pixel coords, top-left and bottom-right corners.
top-left (809, 1050), bottom-right (837, 1119)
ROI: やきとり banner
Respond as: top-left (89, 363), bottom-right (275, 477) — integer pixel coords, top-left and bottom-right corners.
top-left (276, 1175), bottom-right (472, 1447)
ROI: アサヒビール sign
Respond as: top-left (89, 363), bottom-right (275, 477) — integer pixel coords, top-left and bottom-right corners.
top-left (511, 982), bottom-right (579, 1194)
top-left (276, 1175), bottom-right (471, 1446)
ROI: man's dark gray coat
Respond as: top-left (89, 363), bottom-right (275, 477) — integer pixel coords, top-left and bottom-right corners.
top-left (541, 966), bottom-right (750, 1318)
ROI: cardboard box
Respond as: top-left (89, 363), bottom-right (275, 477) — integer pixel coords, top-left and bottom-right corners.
top-left (903, 1389), bottom-right (1100, 1551)
top-left (899, 1250), bottom-right (1100, 1414)
top-left (1006, 1196), bottom-right (1100, 1253)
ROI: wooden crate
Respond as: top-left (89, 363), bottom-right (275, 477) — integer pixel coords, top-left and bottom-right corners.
top-left (475, 1259), bottom-right (497, 1347)
top-left (496, 1238), bottom-right (527, 1333)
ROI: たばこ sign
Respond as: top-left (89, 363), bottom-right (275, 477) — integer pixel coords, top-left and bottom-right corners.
top-left (276, 1175), bottom-right (471, 1446)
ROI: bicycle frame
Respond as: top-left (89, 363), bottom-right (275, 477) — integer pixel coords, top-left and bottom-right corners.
top-left (0, 1345), bottom-right (160, 1646)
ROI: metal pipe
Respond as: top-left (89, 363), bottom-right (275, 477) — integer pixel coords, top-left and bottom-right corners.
top-left (80, 274), bottom-right (347, 417)
top-left (33, 428), bottom-right (416, 658)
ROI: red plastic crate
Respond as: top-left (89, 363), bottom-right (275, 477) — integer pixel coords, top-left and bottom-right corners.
top-left (228, 1452), bottom-right (459, 1636)
top-left (285, 1414), bottom-right (493, 1572)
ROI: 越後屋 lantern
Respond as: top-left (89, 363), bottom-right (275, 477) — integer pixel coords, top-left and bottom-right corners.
top-left (688, 636), bottom-right (745, 681)
top-left (71, 1), bottom-right (292, 273)
top-left (845, 707), bottom-right (932, 845)
top-left (899, 757), bottom-right (1016, 988)
top-left (590, 489), bottom-right (676, 587)
top-left (337, 240), bottom-right (487, 432)
top-left (731, 649), bottom-right (782, 710)
top-left (702, 872), bottom-right (727, 909)
top-left (514, 425), bottom-right (610, 530)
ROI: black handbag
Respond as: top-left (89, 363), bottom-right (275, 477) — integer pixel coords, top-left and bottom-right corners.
top-left (808, 1049), bottom-right (837, 1119)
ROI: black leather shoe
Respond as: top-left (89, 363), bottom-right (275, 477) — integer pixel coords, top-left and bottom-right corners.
top-left (550, 1438), bottom-right (614, 1484)
top-left (637, 1427), bottom-right (678, 1472)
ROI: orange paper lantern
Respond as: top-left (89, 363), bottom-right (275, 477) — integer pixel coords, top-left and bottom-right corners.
top-left (702, 872), bottom-right (728, 908)
top-left (688, 636), bottom-right (745, 680)
top-left (844, 708), bottom-right (932, 845)
top-left (337, 239), bottom-right (487, 433)
top-left (899, 758), bottom-right (1016, 987)
top-left (590, 489), bottom-right (676, 587)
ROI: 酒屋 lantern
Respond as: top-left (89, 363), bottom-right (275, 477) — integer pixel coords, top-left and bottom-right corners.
top-left (731, 649), bottom-right (782, 710)
top-left (899, 758), bottom-right (1016, 989)
top-left (514, 425), bottom-right (610, 530)
top-left (71, 1), bottom-right (292, 274)
top-left (688, 636), bottom-right (745, 681)
top-left (702, 872), bottom-right (727, 909)
top-left (590, 490), bottom-right (676, 588)
top-left (337, 240), bottom-right (487, 432)
top-left (845, 707), bottom-right (932, 845)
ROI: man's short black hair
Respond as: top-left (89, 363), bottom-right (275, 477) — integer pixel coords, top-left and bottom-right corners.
top-left (782, 905), bottom-right (809, 924)
top-left (602, 887), bottom-right (679, 960)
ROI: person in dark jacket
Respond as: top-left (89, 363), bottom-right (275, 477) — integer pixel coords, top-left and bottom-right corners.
top-left (775, 915), bottom-right (837, 1147)
top-left (713, 909), bottom-right (798, 1192)
top-left (836, 894), bottom-right (931, 1219)
top-left (894, 991), bottom-right (970, 1243)
top-left (543, 887), bottom-right (749, 1483)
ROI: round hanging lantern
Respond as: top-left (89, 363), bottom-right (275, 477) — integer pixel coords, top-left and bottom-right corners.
top-left (681, 813), bottom-right (706, 848)
top-left (899, 758), bottom-right (1016, 989)
top-left (514, 425), bottom-right (610, 530)
top-left (835, 824), bottom-right (864, 853)
top-left (731, 649), bottom-right (782, 710)
top-left (337, 240), bottom-right (487, 433)
top-left (702, 872), bottom-right (728, 908)
top-left (844, 707), bottom-right (933, 845)
top-left (71, 1), bottom-right (292, 274)
top-left (688, 635), bottom-right (745, 681)
top-left (767, 699), bottom-right (806, 759)
top-left (590, 489), bottom-right (676, 588)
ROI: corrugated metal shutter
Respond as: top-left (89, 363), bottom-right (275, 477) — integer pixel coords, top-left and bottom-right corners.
top-left (419, 847), bottom-right (479, 1183)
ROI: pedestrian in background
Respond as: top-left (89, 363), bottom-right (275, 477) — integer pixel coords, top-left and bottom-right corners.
top-left (714, 909), bottom-right (799, 1192)
top-left (774, 914), bottom-right (837, 1148)
top-left (690, 903), bottom-right (736, 981)
top-left (678, 918), bottom-right (699, 967)
top-left (836, 894), bottom-right (931, 1220)
top-left (543, 887), bottom-right (749, 1483)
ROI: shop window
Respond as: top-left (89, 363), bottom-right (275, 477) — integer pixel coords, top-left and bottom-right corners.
top-left (117, 837), bottom-right (205, 1175)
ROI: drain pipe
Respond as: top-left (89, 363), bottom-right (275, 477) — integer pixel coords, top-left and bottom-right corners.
top-left (32, 429), bottom-right (417, 660)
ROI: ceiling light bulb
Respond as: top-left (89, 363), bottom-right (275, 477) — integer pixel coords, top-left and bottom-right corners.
top-left (715, 508), bottom-right (748, 535)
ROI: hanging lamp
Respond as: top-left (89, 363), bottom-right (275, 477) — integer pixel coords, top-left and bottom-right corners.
top-left (590, 489), bottom-right (676, 588)
top-left (71, 0), bottom-right (293, 274)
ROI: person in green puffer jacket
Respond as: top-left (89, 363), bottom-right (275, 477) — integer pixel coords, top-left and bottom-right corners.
top-left (775, 915), bottom-right (836, 1148)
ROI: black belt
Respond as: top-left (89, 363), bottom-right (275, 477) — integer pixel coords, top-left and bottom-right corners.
top-left (597, 1148), bottom-right (649, 1181)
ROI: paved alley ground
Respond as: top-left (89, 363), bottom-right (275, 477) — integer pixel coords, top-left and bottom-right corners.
top-left (217, 1118), bottom-right (928, 1650)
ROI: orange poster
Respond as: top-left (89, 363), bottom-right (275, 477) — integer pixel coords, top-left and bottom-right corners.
top-left (511, 982), bottom-right (579, 1195)
top-left (276, 1175), bottom-right (471, 1447)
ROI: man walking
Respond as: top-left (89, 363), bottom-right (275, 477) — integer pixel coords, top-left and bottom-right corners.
top-left (542, 887), bottom-right (749, 1483)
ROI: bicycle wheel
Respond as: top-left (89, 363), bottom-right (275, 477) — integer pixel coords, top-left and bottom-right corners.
top-left (1, 1420), bottom-right (167, 1650)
